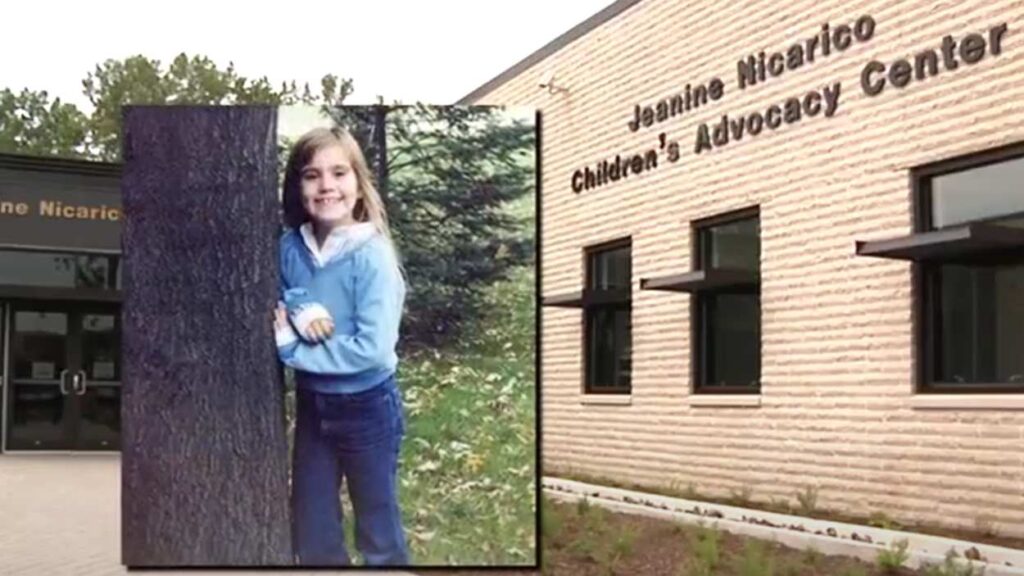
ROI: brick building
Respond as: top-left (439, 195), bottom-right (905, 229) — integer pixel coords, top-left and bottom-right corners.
top-left (462, 0), bottom-right (1024, 537)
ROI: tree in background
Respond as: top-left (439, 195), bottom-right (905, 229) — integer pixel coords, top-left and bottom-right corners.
top-left (0, 88), bottom-right (89, 157)
top-left (332, 105), bottom-right (535, 350)
top-left (0, 53), bottom-right (352, 160)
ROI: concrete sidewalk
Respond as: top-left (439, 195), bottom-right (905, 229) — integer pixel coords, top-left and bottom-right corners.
top-left (0, 454), bottom-right (411, 575)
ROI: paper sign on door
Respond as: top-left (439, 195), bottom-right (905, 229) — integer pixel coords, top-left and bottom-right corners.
top-left (93, 361), bottom-right (116, 380)
top-left (31, 362), bottom-right (55, 380)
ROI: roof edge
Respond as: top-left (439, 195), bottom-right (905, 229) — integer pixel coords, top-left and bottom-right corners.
top-left (0, 152), bottom-right (121, 177)
top-left (455, 0), bottom-right (643, 105)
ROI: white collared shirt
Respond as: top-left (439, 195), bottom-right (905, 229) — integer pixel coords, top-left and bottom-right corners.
top-left (275, 221), bottom-right (379, 346)
top-left (298, 221), bottom-right (377, 268)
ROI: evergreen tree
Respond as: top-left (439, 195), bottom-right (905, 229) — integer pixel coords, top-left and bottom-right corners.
top-left (333, 105), bottom-right (536, 349)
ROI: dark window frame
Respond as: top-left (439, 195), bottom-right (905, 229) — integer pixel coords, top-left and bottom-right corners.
top-left (914, 141), bottom-right (1024, 393)
top-left (0, 248), bottom-right (122, 302)
top-left (692, 207), bottom-right (761, 395)
top-left (582, 237), bottom-right (632, 395)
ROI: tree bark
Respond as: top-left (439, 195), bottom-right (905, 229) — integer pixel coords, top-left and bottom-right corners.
top-left (120, 106), bottom-right (293, 567)
top-left (373, 104), bottom-right (388, 201)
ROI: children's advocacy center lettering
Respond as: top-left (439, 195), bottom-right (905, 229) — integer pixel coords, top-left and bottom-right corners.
top-left (571, 16), bottom-right (1010, 193)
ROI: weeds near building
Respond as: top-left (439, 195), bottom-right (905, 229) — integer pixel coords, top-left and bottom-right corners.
top-left (876, 539), bottom-right (911, 573)
top-left (796, 486), bottom-right (820, 516)
top-left (920, 549), bottom-right (985, 576)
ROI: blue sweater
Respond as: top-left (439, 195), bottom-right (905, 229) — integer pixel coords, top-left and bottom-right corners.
top-left (277, 227), bottom-right (405, 394)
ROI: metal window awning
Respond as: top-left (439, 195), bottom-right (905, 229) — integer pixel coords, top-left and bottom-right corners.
top-left (855, 223), bottom-right (1024, 261)
top-left (639, 269), bottom-right (758, 292)
top-left (541, 291), bottom-right (583, 308)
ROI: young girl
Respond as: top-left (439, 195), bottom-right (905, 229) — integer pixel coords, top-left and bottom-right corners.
top-left (273, 126), bottom-right (408, 566)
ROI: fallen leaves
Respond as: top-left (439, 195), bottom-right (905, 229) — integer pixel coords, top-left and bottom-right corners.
top-left (390, 267), bottom-right (536, 565)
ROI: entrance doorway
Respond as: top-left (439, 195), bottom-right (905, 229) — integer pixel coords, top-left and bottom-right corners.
top-left (3, 301), bottom-right (120, 451)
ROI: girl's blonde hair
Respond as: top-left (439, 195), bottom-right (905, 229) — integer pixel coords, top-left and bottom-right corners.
top-left (282, 126), bottom-right (397, 250)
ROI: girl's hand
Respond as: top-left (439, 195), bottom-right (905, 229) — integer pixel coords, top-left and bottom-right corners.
top-left (305, 318), bottom-right (335, 342)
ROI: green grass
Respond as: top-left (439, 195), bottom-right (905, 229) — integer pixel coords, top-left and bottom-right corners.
top-left (735, 540), bottom-right (775, 576)
top-left (690, 524), bottom-right (722, 573)
top-left (541, 496), bottom-right (564, 543)
top-left (393, 264), bottom-right (536, 565)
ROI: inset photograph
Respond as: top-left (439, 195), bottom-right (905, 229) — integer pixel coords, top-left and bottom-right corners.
top-left (120, 104), bottom-right (537, 568)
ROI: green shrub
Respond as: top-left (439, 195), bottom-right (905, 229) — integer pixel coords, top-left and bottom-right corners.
top-left (570, 535), bottom-right (598, 562)
top-left (576, 496), bottom-right (591, 518)
top-left (877, 538), bottom-right (911, 573)
top-left (869, 511), bottom-right (902, 531)
top-left (541, 497), bottom-right (563, 541)
top-left (736, 539), bottom-right (775, 576)
top-left (921, 549), bottom-right (986, 576)
top-left (611, 527), bottom-right (636, 559)
top-left (690, 525), bottom-right (721, 571)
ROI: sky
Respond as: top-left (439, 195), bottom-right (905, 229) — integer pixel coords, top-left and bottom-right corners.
top-left (0, 0), bottom-right (613, 111)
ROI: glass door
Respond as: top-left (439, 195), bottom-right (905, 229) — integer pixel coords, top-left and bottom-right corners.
top-left (6, 305), bottom-right (74, 450)
top-left (74, 307), bottom-right (120, 450)
top-left (4, 302), bottom-right (120, 451)
top-left (1, 301), bottom-right (5, 452)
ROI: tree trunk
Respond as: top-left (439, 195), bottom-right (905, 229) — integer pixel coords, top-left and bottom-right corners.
top-left (328, 106), bottom-right (389, 200)
top-left (373, 104), bottom-right (388, 201)
top-left (120, 106), bottom-right (293, 567)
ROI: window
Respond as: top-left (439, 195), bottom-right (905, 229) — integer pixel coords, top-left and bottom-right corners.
top-left (0, 250), bottom-right (121, 290)
top-left (694, 211), bottom-right (761, 393)
top-left (920, 151), bottom-right (1024, 392)
top-left (584, 239), bottom-right (631, 394)
top-left (856, 142), bottom-right (1024, 393)
top-left (639, 208), bottom-right (761, 394)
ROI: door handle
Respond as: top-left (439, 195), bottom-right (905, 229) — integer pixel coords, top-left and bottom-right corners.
top-left (76, 369), bottom-right (88, 396)
top-left (59, 368), bottom-right (69, 395)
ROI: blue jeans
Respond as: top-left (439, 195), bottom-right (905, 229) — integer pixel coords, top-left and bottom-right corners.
top-left (291, 375), bottom-right (408, 566)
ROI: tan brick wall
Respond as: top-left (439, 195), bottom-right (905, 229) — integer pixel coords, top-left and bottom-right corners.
top-left (472, 0), bottom-right (1024, 537)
